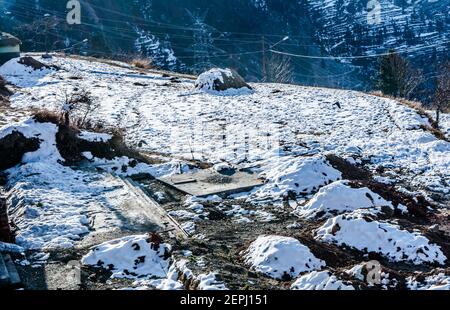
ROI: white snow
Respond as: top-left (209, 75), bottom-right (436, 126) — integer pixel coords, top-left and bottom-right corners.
top-left (1, 55), bottom-right (448, 196)
top-left (1, 55), bottom-right (449, 286)
top-left (81, 235), bottom-right (171, 279)
top-left (87, 155), bottom-right (194, 178)
top-left (253, 156), bottom-right (342, 199)
top-left (181, 221), bottom-right (196, 235)
top-left (0, 118), bottom-right (62, 163)
top-left (345, 264), bottom-right (365, 281)
top-left (196, 273), bottom-right (228, 290)
top-left (0, 118), bottom-right (176, 250)
top-left (1, 119), bottom-right (86, 249)
top-left (133, 262), bottom-right (184, 290)
top-left (78, 131), bottom-right (112, 142)
top-left (0, 57), bottom-right (56, 88)
top-left (296, 180), bottom-right (393, 219)
top-left (291, 271), bottom-right (355, 290)
top-left (407, 273), bottom-right (450, 290)
top-left (315, 210), bottom-right (447, 265)
top-left (156, 259), bottom-right (227, 290)
top-left (242, 235), bottom-right (325, 280)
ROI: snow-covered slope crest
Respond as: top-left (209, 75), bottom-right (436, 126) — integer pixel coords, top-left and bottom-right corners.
top-left (242, 235), bottom-right (325, 280)
top-left (0, 57), bottom-right (56, 88)
top-left (0, 118), bottom-right (62, 164)
top-left (315, 210), bottom-right (447, 265)
top-left (291, 271), bottom-right (355, 290)
top-left (81, 235), bottom-right (171, 279)
top-left (1, 54), bottom-right (448, 197)
top-left (296, 180), bottom-right (394, 219)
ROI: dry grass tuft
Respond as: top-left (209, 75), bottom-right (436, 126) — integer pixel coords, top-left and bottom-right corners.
top-left (32, 109), bottom-right (64, 125)
top-left (130, 57), bottom-right (154, 69)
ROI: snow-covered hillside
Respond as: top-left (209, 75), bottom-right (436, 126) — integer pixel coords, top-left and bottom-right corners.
top-left (0, 54), bottom-right (449, 290)
top-left (2, 54), bottom-right (448, 196)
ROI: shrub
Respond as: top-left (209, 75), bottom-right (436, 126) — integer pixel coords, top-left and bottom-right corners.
top-left (58, 87), bottom-right (99, 127)
top-left (131, 57), bottom-right (153, 69)
top-left (32, 109), bottom-right (64, 125)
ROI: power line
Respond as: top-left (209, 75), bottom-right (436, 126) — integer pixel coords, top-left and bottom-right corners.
top-left (270, 40), bottom-right (449, 60)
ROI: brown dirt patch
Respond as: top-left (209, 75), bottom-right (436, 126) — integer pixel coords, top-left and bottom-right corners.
top-left (18, 56), bottom-right (59, 71)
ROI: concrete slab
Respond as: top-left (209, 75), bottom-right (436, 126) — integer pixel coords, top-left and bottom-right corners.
top-left (120, 178), bottom-right (189, 240)
top-left (3, 254), bottom-right (21, 287)
top-left (75, 171), bottom-right (189, 250)
top-left (158, 169), bottom-right (264, 197)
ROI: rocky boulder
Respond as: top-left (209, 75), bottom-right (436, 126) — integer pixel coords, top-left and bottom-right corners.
top-left (195, 68), bottom-right (252, 92)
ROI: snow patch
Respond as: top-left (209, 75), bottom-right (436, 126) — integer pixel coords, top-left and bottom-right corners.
top-left (0, 118), bottom-right (62, 164)
top-left (315, 210), bottom-right (446, 265)
top-left (242, 235), bottom-right (325, 280)
top-left (0, 57), bottom-right (55, 87)
top-left (254, 156), bottom-right (342, 199)
top-left (78, 131), bottom-right (112, 142)
top-left (81, 235), bottom-right (171, 279)
top-left (196, 273), bottom-right (228, 290)
top-left (296, 180), bottom-right (393, 219)
top-left (291, 271), bottom-right (355, 290)
top-left (407, 273), bottom-right (450, 290)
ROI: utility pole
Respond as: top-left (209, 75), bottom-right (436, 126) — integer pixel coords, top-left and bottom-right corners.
top-left (44, 14), bottom-right (50, 54)
top-left (262, 36), bottom-right (267, 82)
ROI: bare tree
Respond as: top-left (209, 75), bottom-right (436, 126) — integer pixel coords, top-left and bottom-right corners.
top-left (59, 87), bottom-right (98, 127)
top-left (266, 54), bottom-right (294, 84)
top-left (433, 62), bottom-right (450, 127)
top-left (16, 15), bottom-right (61, 53)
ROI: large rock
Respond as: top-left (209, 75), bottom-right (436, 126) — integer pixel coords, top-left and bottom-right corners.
top-left (195, 68), bottom-right (252, 92)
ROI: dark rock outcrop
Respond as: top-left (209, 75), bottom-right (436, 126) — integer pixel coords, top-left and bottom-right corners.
top-left (0, 198), bottom-right (14, 243)
top-left (0, 131), bottom-right (40, 171)
top-left (56, 124), bottom-right (117, 164)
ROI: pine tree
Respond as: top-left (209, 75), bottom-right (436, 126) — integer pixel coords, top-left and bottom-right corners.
top-left (376, 50), bottom-right (423, 99)
top-left (376, 50), bottom-right (402, 96)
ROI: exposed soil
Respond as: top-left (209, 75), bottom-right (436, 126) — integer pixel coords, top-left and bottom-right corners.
top-left (0, 76), bottom-right (13, 99)
top-left (18, 56), bottom-right (59, 71)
